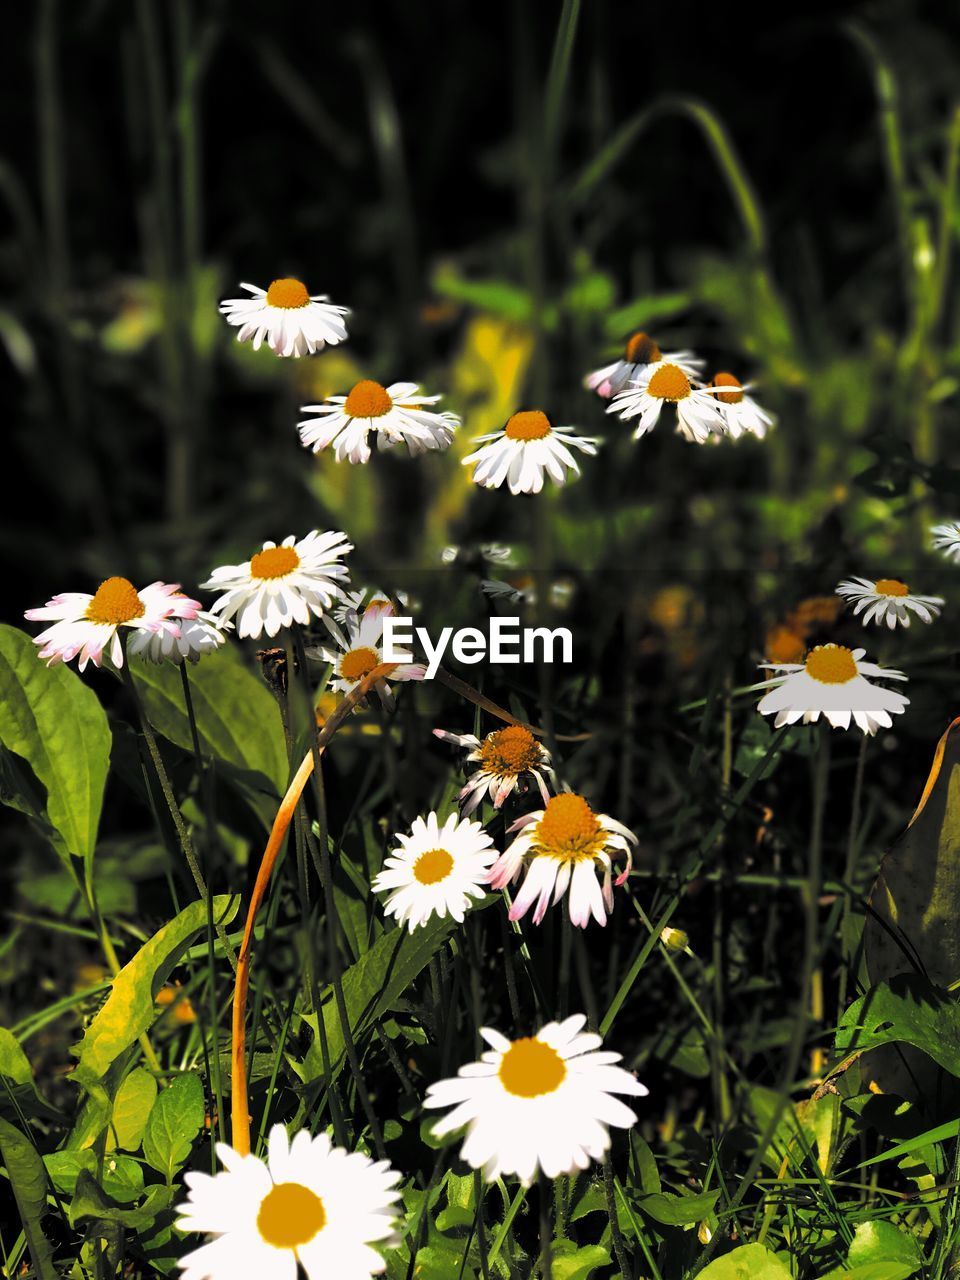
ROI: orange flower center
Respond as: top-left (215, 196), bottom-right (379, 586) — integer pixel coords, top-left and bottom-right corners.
top-left (498, 1037), bottom-right (567, 1098)
top-left (86, 577), bottom-right (145, 626)
top-left (710, 371), bottom-right (744, 404)
top-left (804, 645), bottom-right (857, 685)
top-left (479, 725), bottom-right (543, 777)
top-left (874, 578), bottom-right (909, 597)
top-left (646, 363), bottom-right (690, 402)
top-left (504, 410), bottom-right (552, 441)
top-left (339, 646), bottom-right (380, 682)
top-left (413, 847), bottom-right (454, 885)
top-left (534, 793), bottom-right (604, 863)
top-left (344, 380), bottom-right (393, 418)
top-left (265, 278), bottom-right (310, 309)
top-left (625, 331), bottom-right (662, 364)
top-left (250, 546), bottom-right (300, 580)
top-left (257, 1181), bottom-right (326, 1249)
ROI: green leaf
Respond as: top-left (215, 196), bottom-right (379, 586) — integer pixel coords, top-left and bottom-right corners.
top-left (131, 644), bottom-right (287, 799)
top-left (0, 1116), bottom-right (57, 1280)
top-left (73, 895), bottom-right (240, 1090)
top-left (45, 1149), bottom-right (144, 1203)
top-left (143, 1071), bottom-right (205, 1180)
top-left (107, 1066), bottom-right (157, 1152)
top-left (836, 974), bottom-right (960, 1078)
top-left (551, 1243), bottom-right (612, 1279)
top-left (699, 1243), bottom-right (793, 1279)
top-left (636, 1189), bottom-right (720, 1226)
top-left (847, 1220), bottom-right (922, 1272)
top-left (70, 1170), bottom-right (175, 1231)
top-left (296, 909), bottom-right (470, 1088)
top-left (0, 1026), bottom-right (60, 1122)
top-left (0, 623), bottom-right (111, 872)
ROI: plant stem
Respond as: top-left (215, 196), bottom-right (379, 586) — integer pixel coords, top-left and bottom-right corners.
top-left (603, 1155), bottom-right (630, 1280)
top-left (291, 627), bottom-right (386, 1159)
top-left (120, 656), bottom-right (237, 973)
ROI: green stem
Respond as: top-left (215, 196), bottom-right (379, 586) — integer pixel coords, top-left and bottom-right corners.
top-left (292, 626), bottom-right (386, 1159)
top-left (121, 654), bottom-right (237, 972)
top-left (602, 1155), bottom-right (630, 1280)
top-left (837, 735), bottom-right (868, 1020)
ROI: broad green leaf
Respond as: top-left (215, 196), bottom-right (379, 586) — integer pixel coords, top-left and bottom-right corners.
top-left (836, 975), bottom-right (960, 1078)
top-left (131, 644), bottom-right (286, 797)
top-left (143, 1071), bottom-right (205, 1180)
top-left (107, 1066), bottom-right (157, 1152)
top-left (865, 718), bottom-right (960, 1095)
top-left (296, 908), bottom-right (471, 1087)
top-left (0, 623), bottom-right (110, 871)
top-left (0, 1026), bottom-right (60, 1122)
top-left (699, 1244), bottom-right (793, 1279)
top-left (636, 1189), bottom-right (720, 1226)
top-left (551, 1243), bottom-right (613, 1279)
top-left (0, 1116), bottom-right (57, 1280)
top-left (73, 895), bottom-right (239, 1089)
top-left (70, 1170), bottom-right (174, 1230)
top-left (820, 1267), bottom-right (917, 1280)
top-left (848, 1220), bottom-right (921, 1272)
top-left (45, 1149), bottom-right (144, 1203)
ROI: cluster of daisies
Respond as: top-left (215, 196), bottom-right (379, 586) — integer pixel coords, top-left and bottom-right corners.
top-left (220, 277), bottom-right (772, 496)
top-left (174, 711), bottom-right (648, 1279)
top-left (754, 559), bottom-right (954, 736)
top-left (25, 536), bottom-right (651, 1280)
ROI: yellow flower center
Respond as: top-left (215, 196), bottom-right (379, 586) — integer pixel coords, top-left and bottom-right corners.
top-left (874, 578), bottom-right (909, 597)
top-left (625, 331), bottom-right (662, 364)
top-left (413, 847), bottom-right (454, 885)
top-left (479, 725), bottom-right (543, 777)
top-left (257, 1181), bottom-right (326, 1250)
top-left (710, 371), bottom-right (744, 404)
top-left (340, 646), bottom-right (380, 682)
top-left (534, 793), bottom-right (604, 863)
top-left (265, 278), bottom-right (310, 309)
top-left (250, 546), bottom-right (300, 580)
top-left (498, 1037), bottom-right (567, 1098)
top-left (86, 577), bottom-right (145, 625)
top-left (344, 380), bottom-right (393, 418)
top-left (504, 410), bottom-right (552, 441)
top-left (646, 363), bottom-right (691, 402)
top-left (804, 644), bottom-right (858, 685)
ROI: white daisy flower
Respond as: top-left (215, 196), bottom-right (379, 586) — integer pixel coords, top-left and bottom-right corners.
top-left (462, 411), bottom-right (598, 495)
top-left (607, 362), bottom-right (726, 443)
top-left (441, 543), bottom-right (514, 567)
top-left (584, 331), bottom-right (703, 399)
top-left (423, 1013), bottom-right (647, 1185)
top-left (757, 643), bottom-right (909, 735)
top-left (433, 724), bottom-right (555, 816)
top-left (201, 531), bottom-right (352, 640)
top-left (487, 793), bottom-right (636, 929)
top-left (835, 576), bottom-right (943, 629)
top-left (932, 522), bottom-right (960, 562)
top-left (129, 608), bottom-right (232, 664)
top-left (706, 372), bottom-right (774, 439)
top-left (219, 279), bottom-right (348, 358)
top-left (371, 810), bottom-right (497, 932)
top-left (25, 578), bottom-right (201, 673)
top-left (175, 1123), bottom-right (401, 1280)
top-left (298, 380), bottom-right (458, 465)
top-left (316, 601), bottom-right (424, 707)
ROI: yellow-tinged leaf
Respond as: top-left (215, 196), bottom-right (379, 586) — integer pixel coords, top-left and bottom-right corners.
top-left (864, 717), bottom-right (960, 1097)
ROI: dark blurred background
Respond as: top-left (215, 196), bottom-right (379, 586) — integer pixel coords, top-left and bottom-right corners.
top-left (7, 0), bottom-right (960, 606)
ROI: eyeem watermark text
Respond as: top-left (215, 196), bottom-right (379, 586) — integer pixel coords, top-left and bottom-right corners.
top-left (383, 616), bottom-right (573, 679)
